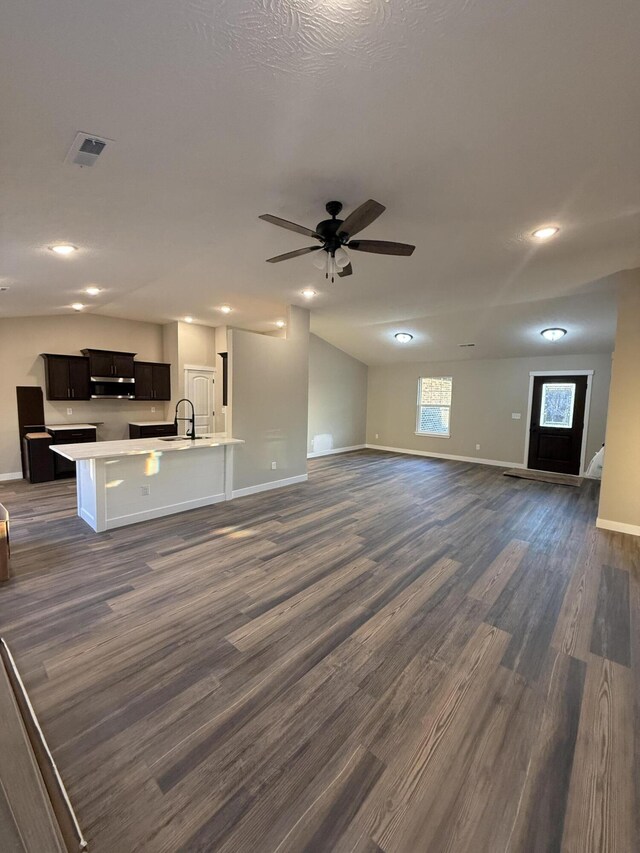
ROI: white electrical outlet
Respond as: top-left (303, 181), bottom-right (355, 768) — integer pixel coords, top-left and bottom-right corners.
top-left (271, 461), bottom-right (277, 470)
top-left (67, 407), bottom-right (73, 415)
top-left (476, 444), bottom-right (481, 451)
top-left (140, 485), bottom-right (150, 496)
top-left (151, 406), bottom-right (156, 413)
top-left (375, 433), bottom-right (379, 439)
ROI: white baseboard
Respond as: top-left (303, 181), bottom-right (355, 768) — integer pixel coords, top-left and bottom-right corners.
top-left (596, 517), bottom-right (640, 537)
top-left (365, 443), bottom-right (525, 470)
top-left (0, 472), bottom-right (23, 482)
top-left (232, 473), bottom-right (308, 499)
top-left (307, 444), bottom-right (366, 459)
top-left (106, 493), bottom-right (227, 530)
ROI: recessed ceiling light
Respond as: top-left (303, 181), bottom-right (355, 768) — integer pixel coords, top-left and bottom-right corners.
top-left (184, 316), bottom-right (194, 323)
top-left (50, 244), bottom-right (77, 255)
top-left (541, 327), bottom-right (567, 341)
top-left (218, 305), bottom-right (232, 314)
top-left (71, 302), bottom-right (84, 311)
top-left (532, 226), bottom-right (559, 241)
top-left (275, 320), bottom-right (286, 328)
top-left (395, 332), bottom-right (413, 343)
top-left (301, 288), bottom-right (317, 299)
top-left (85, 286), bottom-right (101, 296)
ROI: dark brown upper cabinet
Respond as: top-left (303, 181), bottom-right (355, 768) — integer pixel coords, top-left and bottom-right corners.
top-left (81, 349), bottom-right (136, 379)
top-left (134, 361), bottom-right (171, 401)
top-left (41, 354), bottom-right (90, 401)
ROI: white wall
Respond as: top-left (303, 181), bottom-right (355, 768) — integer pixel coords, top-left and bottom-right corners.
top-left (308, 334), bottom-right (367, 455)
top-left (367, 352), bottom-right (612, 467)
top-left (230, 306), bottom-right (309, 492)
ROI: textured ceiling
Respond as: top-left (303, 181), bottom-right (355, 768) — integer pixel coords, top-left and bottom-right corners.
top-left (1, 0), bottom-right (638, 362)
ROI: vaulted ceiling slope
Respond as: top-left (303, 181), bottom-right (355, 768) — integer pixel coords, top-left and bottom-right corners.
top-left (1, 1), bottom-right (638, 363)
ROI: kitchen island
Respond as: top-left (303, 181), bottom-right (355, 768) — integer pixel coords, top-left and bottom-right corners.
top-left (51, 434), bottom-right (243, 532)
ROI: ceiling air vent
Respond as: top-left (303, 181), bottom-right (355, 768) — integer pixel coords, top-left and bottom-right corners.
top-left (65, 132), bottom-right (113, 167)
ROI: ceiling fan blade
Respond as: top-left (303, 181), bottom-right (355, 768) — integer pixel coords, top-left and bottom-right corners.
top-left (259, 214), bottom-right (322, 240)
top-left (337, 199), bottom-right (386, 239)
top-left (348, 240), bottom-right (415, 256)
top-left (337, 262), bottom-right (353, 278)
top-left (266, 246), bottom-right (322, 263)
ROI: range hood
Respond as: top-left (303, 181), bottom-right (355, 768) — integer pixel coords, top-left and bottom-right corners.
top-left (90, 376), bottom-right (135, 399)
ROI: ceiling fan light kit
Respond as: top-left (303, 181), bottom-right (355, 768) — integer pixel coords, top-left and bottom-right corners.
top-left (259, 199), bottom-right (415, 282)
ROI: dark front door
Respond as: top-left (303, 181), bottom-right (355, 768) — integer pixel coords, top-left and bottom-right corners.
top-left (528, 375), bottom-right (588, 475)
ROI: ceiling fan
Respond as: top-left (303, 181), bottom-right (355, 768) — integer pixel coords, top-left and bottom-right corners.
top-left (259, 199), bottom-right (415, 282)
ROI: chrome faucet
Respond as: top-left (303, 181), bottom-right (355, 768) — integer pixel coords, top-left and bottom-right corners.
top-left (174, 398), bottom-right (197, 440)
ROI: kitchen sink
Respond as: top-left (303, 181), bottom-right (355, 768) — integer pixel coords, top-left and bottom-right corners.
top-left (160, 436), bottom-right (206, 442)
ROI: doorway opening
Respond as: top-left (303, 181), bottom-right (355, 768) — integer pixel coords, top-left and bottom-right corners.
top-left (524, 370), bottom-right (593, 476)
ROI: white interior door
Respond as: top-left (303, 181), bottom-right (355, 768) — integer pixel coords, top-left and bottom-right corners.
top-left (184, 367), bottom-right (215, 435)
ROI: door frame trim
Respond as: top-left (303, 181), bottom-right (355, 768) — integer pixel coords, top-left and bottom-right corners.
top-left (523, 370), bottom-right (594, 476)
top-left (183, 364), bottom-right (216, 373)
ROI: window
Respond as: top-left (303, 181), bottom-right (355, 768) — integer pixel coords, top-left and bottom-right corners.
top-left (539, 382), bottom-right (576, 428)
top-left (417, 376), bottom-right (452, 437)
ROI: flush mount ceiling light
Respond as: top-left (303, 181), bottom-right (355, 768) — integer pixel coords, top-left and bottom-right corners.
top-left (71, 302), bottom-right (84, 311)
top-left (301, 288), bottom-right (317, 299)
top-left (541, 327), bottom-right (567, 341)
top-left (275, 320), bottom-right (286, 328)
top-left (532, 226), bottom-right (559, 241)
top-left (184, 316), bottom-right (194, 323)
top-left (394, 332), bottom-right (414, 343)
top-left (50, 244), bottom-right (77, 255)
top-left (218, 305), bottom-right (232, 314)
top-left (85, 286), bottom-right (101, 296)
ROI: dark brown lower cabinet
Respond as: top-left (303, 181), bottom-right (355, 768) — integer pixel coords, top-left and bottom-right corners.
top-left (128, 423), bottom-right (177, 439)
top-left (47, 427), bottom-right (97, 479)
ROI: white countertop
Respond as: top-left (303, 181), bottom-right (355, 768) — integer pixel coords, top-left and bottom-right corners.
top-left (46, 423), bottom-right (98, 431)
top-left (128, 421), bottom-right (175, 426)
top-left (51, 433), bottom-right (244, 461)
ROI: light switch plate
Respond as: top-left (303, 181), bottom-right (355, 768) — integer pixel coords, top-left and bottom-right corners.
top-left (151, 406), bottom-right (156, 413)
top-left (67, 407), bottom-right (73, 415)
top-left (271, 461), bottom-right (277, 470)
top-left (512, 413), bottom-right (521, 419)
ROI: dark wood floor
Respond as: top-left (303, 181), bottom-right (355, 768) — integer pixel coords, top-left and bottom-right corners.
top-left (0, 450), bottom-right (638, 852)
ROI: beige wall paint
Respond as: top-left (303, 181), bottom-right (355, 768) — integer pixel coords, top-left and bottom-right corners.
top-left (598, 272), bottom-right (640, 531)
top-left (162, 321), bottom-right (217, 419)
top-left (0, 314), bottom-right (166, 476)
top-left (230, 306), bottom-right (309, 491)
top-left (162, 321), bottom-right (180, 417)
top-left (367, 352), bottom-right (612, 467)
top-left (308, 334), bottom-right (367, 454)
top-left (178, 322), bottom-right (216, 371)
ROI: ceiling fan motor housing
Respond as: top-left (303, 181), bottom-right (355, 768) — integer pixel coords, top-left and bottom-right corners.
top-left (316, 202), bottom-right (347, 251)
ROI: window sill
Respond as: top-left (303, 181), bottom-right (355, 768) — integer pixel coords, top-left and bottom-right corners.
top-left (415, 432), bottom-right (450, 439)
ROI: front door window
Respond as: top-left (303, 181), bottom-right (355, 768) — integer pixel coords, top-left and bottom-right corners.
top-left (539, 382), bottom-right (576, 429)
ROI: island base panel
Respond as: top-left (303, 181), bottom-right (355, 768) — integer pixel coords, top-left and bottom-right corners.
top-left (76, 445), bottom-right (233, 532)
